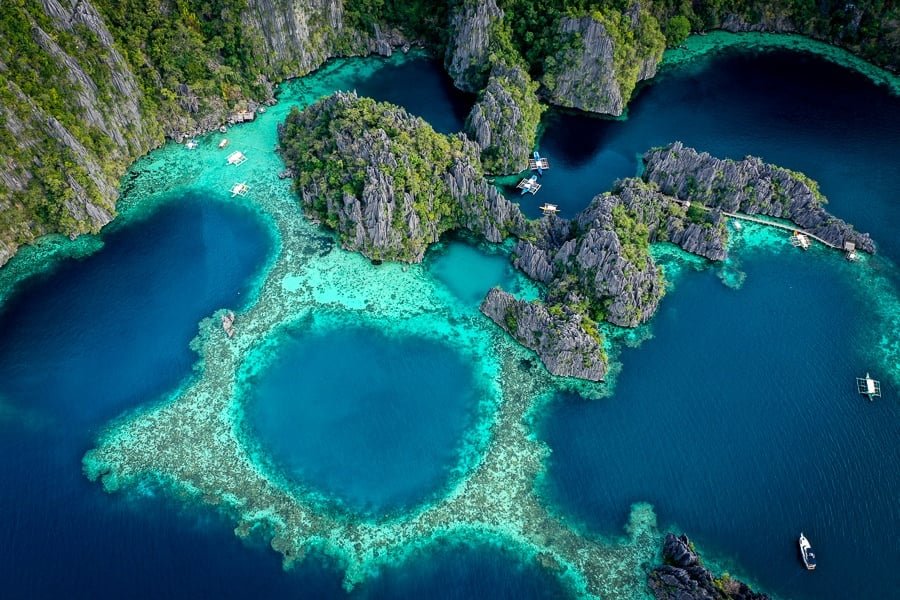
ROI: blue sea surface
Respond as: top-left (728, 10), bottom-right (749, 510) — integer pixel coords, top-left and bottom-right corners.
top-left (246, 325), bottom-right (480, 515)
top-left (0, 44), bottom-right (898, 600)
top-left (540, 246), bottom-right (900, 598)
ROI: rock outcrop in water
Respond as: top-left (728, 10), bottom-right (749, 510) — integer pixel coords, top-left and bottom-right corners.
top-left (643, 142), bottom-right (875, 253)
top-left (465, 65), bottom-right (545, 174)
top-left (278, 92), bottom-right (526, 262)
top-left (513, 179), bottom-right (726, 328)
top-left (541, 8), bottom-right (666, 116)
top-left (480, 288), bottom-right (607, 381)
top-left (648, 534), bottom-right (769, 600)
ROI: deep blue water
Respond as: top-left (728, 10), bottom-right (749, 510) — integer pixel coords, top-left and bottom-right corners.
top-left (246, 326), bottom-right (480, 515)
top-left (533, 47), bottom-right (900, 600)
top-left (354, 55), bottom-right (473, 134)
top-left (541, 246), bottom-right (900, 599)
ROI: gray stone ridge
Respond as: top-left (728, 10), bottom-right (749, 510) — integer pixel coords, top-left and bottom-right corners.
top-left (541, 13), bottom-right (662, 116)
top-left (643, 142), bottom-right (875, 253)
top-left (465, 64), bottom-right (542, 174)
top-left (648, 533), bottom-right (770, 600)
top-left (444, 0), bottom-right (503, 92)
top-left (281, 92), bottom-right (526, 263)
top-left (480, 288), bottom-right (607, 381)
top-left (513, 179), bottom-right (727, 328)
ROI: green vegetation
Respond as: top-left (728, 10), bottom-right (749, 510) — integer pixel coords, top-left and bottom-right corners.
top-left (343, 0), bottom-right (449, 46)
top-left (611, 204), bottom-right (651, 265)
top-left (279, 94), bottom-right (472, 260)
top-left (1, 0), bottom-right (895, 264)
top-left (471, 66), bottom-right (545, 174)
top-left (665, 15), bottom-right (691, 47)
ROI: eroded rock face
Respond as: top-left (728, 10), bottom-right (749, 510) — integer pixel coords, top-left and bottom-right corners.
top-left (643, 142), bottom-right (875, 253)
top-left (514, 179), bottom-right (726, 329)
top-left (541, 7), bottom-right (664, 116)
top-left (465, 65), bottom-right (543, 174)
top-left (445, 0), bottom-right (502, 91)
top-left (279, 92), bottom-right (526, 262)
top-left (648, 534), bottom-right (769, 600)
top-left (480, 288), bottom-right (607, 381)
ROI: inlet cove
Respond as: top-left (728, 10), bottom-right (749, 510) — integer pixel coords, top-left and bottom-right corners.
top-left (1, 14), bottom-right (899, 600)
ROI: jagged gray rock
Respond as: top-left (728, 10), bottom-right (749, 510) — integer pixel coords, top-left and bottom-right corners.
top-left (444, 0), bottom-right (502, 92)
top-left (480, 288), bottom-right (607, 381)
top-left (643, 142), bottom-right (875, 253)
top-left (648, 534), bottom-right (769, 600)
top-left (514, 178), bottom-right (726, 328)
top-left (279, 91), bottom-right (526, 262)
top-left (465, 65), bottom-right (543, 174)
top-left (541, 7), bottom-right (664, 116)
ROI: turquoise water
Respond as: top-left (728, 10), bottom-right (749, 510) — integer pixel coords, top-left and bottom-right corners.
top-left (246, 325), bottom-right (481, 515)
top-left (427, 236), bottom-right (539, 307)
top-left (0, 42), bottom-right (898, 600)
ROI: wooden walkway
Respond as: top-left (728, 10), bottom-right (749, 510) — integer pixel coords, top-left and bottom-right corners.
top-left (674, 199), bottom-right (840, 249)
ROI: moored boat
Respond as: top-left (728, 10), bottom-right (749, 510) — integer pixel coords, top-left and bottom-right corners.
top-left (799, 532), bottom-right (816, 570)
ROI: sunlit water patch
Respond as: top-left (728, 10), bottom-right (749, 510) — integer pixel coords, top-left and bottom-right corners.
top-left (244, 324), bottom-right (482, 515)
top-left (426, 236), bottom-right (540, 308)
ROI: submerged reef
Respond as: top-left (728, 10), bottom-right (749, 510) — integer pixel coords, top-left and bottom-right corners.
top-left (82, 153), bottom-right (661, 597)
top-left (278, 91), bottom-right (526, 262)
top-left (648, 534), bottom-right (769, 600)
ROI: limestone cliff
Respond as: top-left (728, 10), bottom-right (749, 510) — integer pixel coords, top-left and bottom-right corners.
top-left (278, 91), bottom-right (526, 262)
top-left (0, 0), bottom-right (159, 266)
top-left (480, 288), bottom-right (607, 381)
top-left (444, 0), bottom-right (502, 92)
top-left (0, 0), bottom-right (407, 269)
top-left (515, 179), bottom-right (726, 328)
top-left (648, 534), bottom-right (769, 600)
top-left (643, 142), bottom-right (875, 253)
top-left (541, 6), bottom-right (666, 116)
top-left (465, 64), bottom-right (544, 174)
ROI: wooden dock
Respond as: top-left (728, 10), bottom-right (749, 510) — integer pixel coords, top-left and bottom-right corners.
top-left (673, 199), bottom-right (842, 250)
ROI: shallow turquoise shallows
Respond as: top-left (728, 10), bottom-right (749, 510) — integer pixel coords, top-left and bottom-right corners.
top-left (245, 324), bottom-right (481, 515)
top-left (426, 235), bottom-right (539, 307)
top-left (0, 41), bottom-right (898, 600)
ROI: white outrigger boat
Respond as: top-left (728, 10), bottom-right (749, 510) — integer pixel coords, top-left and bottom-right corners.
top-left (799, 533), bottom-right (816, 571)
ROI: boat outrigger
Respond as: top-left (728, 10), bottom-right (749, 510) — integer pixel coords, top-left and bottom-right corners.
top-left (799, 533), bottom-right (816, 571)
top-left (517, 174), bottom-right (541, 195)
top-left (528, 151), bottom-right (550, 176)
top-left (856, 373), bottom-right (881, 400)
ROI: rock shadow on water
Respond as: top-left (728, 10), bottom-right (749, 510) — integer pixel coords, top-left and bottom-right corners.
top-left (241, 322), bottom-right (484, 517)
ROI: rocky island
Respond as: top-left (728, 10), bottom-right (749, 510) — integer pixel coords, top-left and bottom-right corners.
top-left (280, 93), bottom-right (872, 382)
top-left (648, 534), bottom-right (769, 600)
top-left (278, 91), bottom-right (526, 262)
